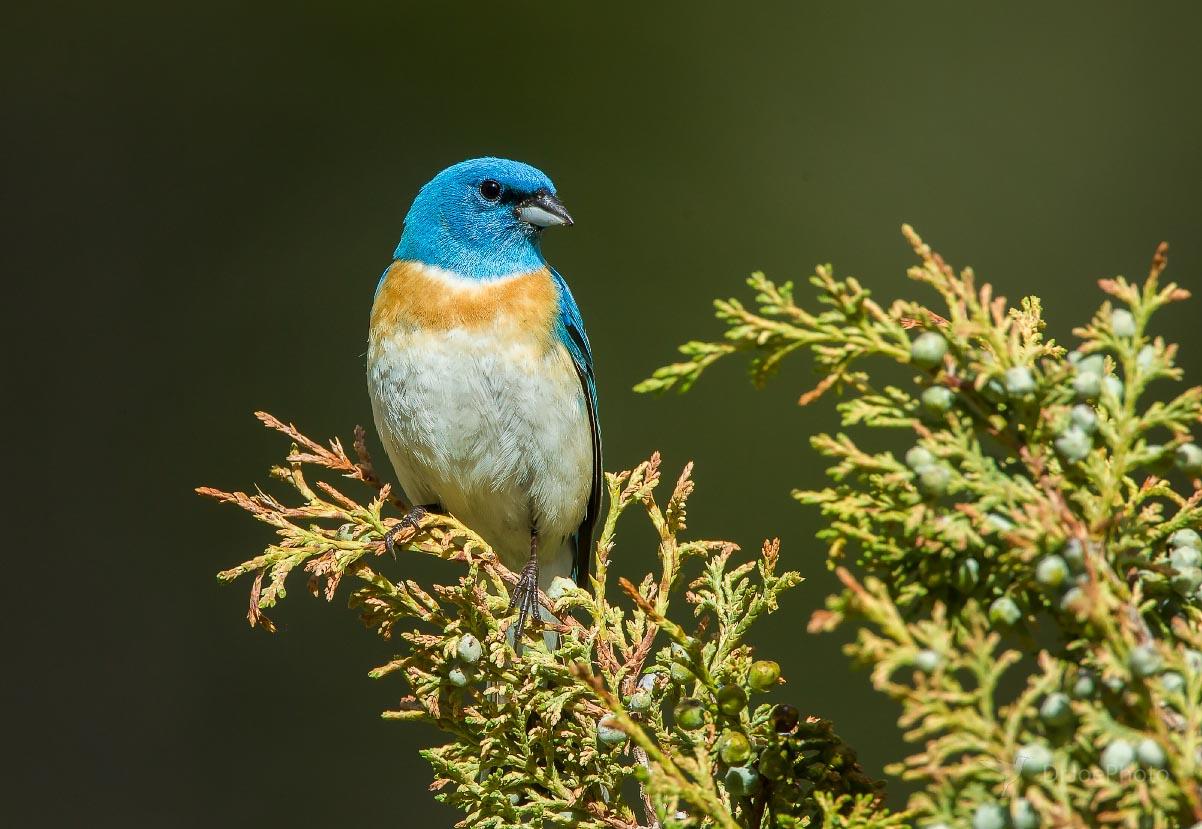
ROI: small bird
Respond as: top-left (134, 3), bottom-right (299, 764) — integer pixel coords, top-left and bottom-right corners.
top-left (367, 157), bottom-right (600, 640)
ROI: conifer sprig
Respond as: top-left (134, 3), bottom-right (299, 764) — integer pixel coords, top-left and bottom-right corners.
top-left (641, 227), bottom-right (1202, 827)
top-left (203, 420), bottom-right (892, 828)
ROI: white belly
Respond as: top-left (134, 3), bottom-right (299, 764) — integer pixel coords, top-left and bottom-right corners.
top-left (367, 325), bottom-right (592, 575)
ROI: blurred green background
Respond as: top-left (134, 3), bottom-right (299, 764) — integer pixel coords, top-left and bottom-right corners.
top-left (9, 1), bottom-right (1202, 824)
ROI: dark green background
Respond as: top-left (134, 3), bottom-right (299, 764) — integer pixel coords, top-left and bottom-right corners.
top-left (9, 2), bottom-right (1202, 825)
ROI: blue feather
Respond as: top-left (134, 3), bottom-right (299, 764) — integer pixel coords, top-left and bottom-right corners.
top-left (552, 268), bottom-right (602, 585)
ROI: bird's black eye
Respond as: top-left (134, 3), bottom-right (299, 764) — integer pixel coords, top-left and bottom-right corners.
top-left (479, 179), bottom-right (502, 202)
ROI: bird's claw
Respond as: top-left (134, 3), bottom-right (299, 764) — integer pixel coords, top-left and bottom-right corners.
top-left (383, 504), bottom-right (430, 558)
top-left (508, 542), bottom-right (541, 646)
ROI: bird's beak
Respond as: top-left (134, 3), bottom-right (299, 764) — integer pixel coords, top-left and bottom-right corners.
top-left (515, 190), bottom-right (574, 228)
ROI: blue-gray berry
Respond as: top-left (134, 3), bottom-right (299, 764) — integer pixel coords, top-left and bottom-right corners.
top-left (1100, 739), bottom-right (1134, 773)
top-left (922, 385), bottom-right (955, 415)
top-left (973, 804), bottom-right (1007, 829)
top-left (1161, 672), bottom-right (1185, 694)
top-left (1129, 645), bottom-right (1162, 678)
top-left (456, 634), bottom-right (482, 665)
top-left (1169, 529), bottom-right (1201, 549)
top-left (1077, 353), bottom-right (1106, 376)
top-left (545, 575), bottom-right (577, 601)
top-left (1136, 738), bottom-right (1166, 768)
top-left (915, 649), bottom-right (942, 673)
top-left (1171, 546), bottom-right (1202, 569)
top-left (1171, 566), bottom-right (1202, 596)
top-left (1071, 672), bottom-right (1097, 699)
top-left (1070, 404), bottom-right (1098, 434)
top-left (1073, 372), bottom-right (1102, 400)
top-left (1015, 742), bottom-right (1053, 778)
top-left (723, 765), bottom-right (761, 797)
top-left (1102, 375), bottom-right (1124, 402)
top-left (1039, 692), bottom-right (1073, 727)
top-left (1111, 309), bottom-right (1137, 338)
top-left (627, 690), bottom-right (653, 712)
top-left (911, 332), bottom-right (948, 368)
top-left (1036, 555), bottom-right (1069, 589)
top-left (917, 464), bottom-right (951, 496)
top-left (989, 596), bottom-right (1022, 626)
top-left (1011, 797), bottom-right (1040, 829)
top-left (1055, 426), bottom-right (1092, 462)
top-left (1137, 344), bottom-right (1157, 370)
top-left (1005, 366), bottom-right (1036, 397)
top-left (596, 715), bottom-right (628, 747)
top-left (1176, 443), bottom-right (1202, 476)
top-left (905, 445), bottom-right (935, 470)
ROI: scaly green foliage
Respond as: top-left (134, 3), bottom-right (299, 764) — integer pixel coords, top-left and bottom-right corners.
top-left (202, 416), bottom-right (896, 828)
top-left (641, 227), bottom-right (1202, 828)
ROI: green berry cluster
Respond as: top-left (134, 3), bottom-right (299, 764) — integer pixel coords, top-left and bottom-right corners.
top-left (709, 705), bottom-right (880, 825)
top-left (639, 228), bottom-right (1202, 826)
top-left (893, 297), bottom-right (1202, 822)
top-left (658, 654), bottom-right (882, 826)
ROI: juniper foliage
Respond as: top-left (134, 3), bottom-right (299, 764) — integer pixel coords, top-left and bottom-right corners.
top-left (639, 227), bottom-right (1202, 828)
top-left (203, 417), bottom-right (890, 828)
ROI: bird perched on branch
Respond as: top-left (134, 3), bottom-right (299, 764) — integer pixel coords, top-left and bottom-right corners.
top-left (367, 157), bottom-right (600, 642)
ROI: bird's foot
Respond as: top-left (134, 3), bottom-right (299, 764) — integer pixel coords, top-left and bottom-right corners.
top-left (383, 502), bottom-right (440, 558)
top-left (508, 534), bottom-right (541, 648)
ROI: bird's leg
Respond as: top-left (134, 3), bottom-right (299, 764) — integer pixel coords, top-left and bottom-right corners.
top-left (384, 502), bottom-right (442, 558)
top-left (508, 531), bottom-right (541, 645)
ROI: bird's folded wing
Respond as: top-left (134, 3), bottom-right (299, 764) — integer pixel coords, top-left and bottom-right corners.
top-left (551, 267), bottom-right (601, 588)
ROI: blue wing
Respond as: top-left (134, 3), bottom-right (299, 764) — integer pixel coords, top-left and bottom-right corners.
top-left (551, 267), bottom-right (602, 587)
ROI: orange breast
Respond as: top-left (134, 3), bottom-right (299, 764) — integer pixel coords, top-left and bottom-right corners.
top-left (371, 260), bottom-right (560, 346)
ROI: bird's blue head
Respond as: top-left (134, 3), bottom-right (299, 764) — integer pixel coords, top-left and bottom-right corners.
top-left (393, 157), bottom-right (573, 280)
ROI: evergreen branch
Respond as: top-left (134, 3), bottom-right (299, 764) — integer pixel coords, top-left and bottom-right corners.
top-left (203, 419), bottom-right (895, 828)
top-left (641, 228), bottom-right (1202, 826)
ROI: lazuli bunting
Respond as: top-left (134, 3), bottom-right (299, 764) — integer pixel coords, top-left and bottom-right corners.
top-left (367, 157), bottom-right (600, 639)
